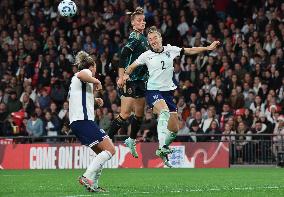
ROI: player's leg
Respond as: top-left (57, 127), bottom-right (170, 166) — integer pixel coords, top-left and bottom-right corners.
top-left (152, 99), bottom-right (173, 167)
top-left (124, 97), bottom-right (145, 158)
top-left (71, 121), bottom-right (115, 192)
top-left (153, 99), bottom-right (170, 148)
top-left (124, 81), bottom-right (146, 158)
top-left (163, 91), bottom-right (179, 147)
top-left (166, 112), bottom-right (179, 146)
top-left (108, 96), bottom-right (133, 140)
top-left (85, 138), bottom-right (115, 192)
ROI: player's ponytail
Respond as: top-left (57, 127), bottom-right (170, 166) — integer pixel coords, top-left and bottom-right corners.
top-left (74, 51), bottom-right (95, 71)
top-left (128, 7), bottom-right (144, 21)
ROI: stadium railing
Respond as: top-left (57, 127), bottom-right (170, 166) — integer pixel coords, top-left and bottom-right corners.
top-left (1, 134), bottom-right (284, 166)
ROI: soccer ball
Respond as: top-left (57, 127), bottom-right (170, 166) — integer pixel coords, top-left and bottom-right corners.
top-left (58, 0), bottom-right (77, 17)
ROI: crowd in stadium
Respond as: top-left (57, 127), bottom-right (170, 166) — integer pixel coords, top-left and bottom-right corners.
top-left (0, 0), bottom-right (284, 145)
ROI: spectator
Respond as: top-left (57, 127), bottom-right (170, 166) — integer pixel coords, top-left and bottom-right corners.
top-left (26, 113), bottom-right (44, 138)
top-left (6, 91), bottom-right (22, 114)
top-left (205, 120), bottom-right (222, 141)
top-left (221, 123), bottom-right (236, 142)
top-left (189, 120), bottom-right (204, 142)
top-left (43, 111), bottom-right (60, 140)
top-left (58, 101), bottom-right (69, 120)
top-left (21, 93), bottom-right (35, 115)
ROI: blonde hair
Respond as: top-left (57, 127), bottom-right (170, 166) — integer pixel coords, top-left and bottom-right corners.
top-left (147, 26), bottom-right (162, 37)
top-left (74, 51), bottom-right (95, 71)
top-left (126, 7), bottom-right (144, 22)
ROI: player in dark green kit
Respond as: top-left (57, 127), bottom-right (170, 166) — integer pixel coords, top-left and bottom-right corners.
top-left (108, 7), bottom-right (148, 158)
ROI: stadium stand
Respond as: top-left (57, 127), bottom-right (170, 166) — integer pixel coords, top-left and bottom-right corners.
top-left (0, 0), bottom-right (284, 162)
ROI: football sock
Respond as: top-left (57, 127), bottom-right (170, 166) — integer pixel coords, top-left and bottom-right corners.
top-left (83, 150), bottom-right (112, 181)
top-left (108, 115), bottom-right (127, 140)
top-left (157, 109), bottom-right (170, 148)
top-left (130, 115), bottom-right (143, 139)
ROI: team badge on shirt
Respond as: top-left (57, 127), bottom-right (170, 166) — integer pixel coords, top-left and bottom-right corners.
top-left (165, 51), bottom-right (170, 58)
top-left (127, 88), bottom-right (133, 94)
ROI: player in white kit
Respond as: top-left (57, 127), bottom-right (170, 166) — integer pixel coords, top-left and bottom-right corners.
top-left (123, 26), bottom-right (220, 167)
top-left (69, 51), bottom-right (115, 192)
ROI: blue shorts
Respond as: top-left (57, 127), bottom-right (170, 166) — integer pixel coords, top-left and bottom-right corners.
top-left (70, 120), bottom-right (109, 147)
top-left (145, 90), bottom-right (177, 112)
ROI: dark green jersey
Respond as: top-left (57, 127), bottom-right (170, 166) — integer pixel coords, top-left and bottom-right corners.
top-left (123, 31), bottom-right (149, 81)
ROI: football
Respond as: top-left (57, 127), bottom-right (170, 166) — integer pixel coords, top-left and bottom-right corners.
top-left (58, 0), bottom-right (77, 17)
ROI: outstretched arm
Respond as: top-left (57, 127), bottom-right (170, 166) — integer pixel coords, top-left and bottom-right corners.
top-left (123, 62), bottom-right (140, 81)
top-left (184, 41), bottom-right (220, 55)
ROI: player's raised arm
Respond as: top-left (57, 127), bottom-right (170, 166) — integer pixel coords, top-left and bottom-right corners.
top-left (184, 41), bottom-right (220, 55)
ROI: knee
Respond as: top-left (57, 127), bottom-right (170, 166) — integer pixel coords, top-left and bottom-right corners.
top-left (168, 125), bottom-right (179, 133)
top-left (109, 147), bottom-right (116, 156)
top-left (108, 145), bottom-right (116, 156)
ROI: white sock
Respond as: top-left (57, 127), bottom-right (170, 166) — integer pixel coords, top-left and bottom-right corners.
top-left (93, 168), bottom-right (102, 188)
top-left (83, 150), bottom-right (112, 181)
top-left (157, 110), bottom-right (170, 148)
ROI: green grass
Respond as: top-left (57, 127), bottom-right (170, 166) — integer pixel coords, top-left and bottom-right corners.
top-left (1, 168), bottom-right (284, 197)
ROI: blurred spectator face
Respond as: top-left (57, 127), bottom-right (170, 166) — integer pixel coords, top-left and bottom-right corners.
top-left (45, 112), bottom-right (52, 120)
top-left (63, 102), bottom-right (69, 110)
top-left (238, 122), bottom-right (246, 132)
top-left (216, 94), bottom-right (223, 102)
top-left (222, 104), bottom-right (230, 112)
top-left (195, 112), bottom-right (202, 120)
top-left (192, 124), bottom-right (199, 132)
top-left (0, 103), bottom-right (6, 112)
top-left (10, 92), bottom-right (17, 100)
top-left (255, 96), bottom-right (262, 104)
top-left (232, 74), bottom-right (237, 83)
top-left (255, 122), bottom-right (262, 131)
top-left (23, 93), bottom-right (29, 103)
top-left (210, 121), bottom-right (218, 129)
top-left (177, 98), bottom-right (185, 106)
top-left (35, 107), bottom-right (42, 117)
top-left (190, 93), bottom-right (197, 102)
top-left (50, 103), bottom-right (57, 112)
top-left (243, 82), bottom-right (250, 91)
top-left (224, 123), bottom-right (231, 132)
top-left (228, 117), bottom-right (234, 127)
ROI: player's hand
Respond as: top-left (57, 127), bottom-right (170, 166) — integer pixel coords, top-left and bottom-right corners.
top-left (123, 74), bottom-right (130, 83)
top-left (117, 77), bottom-right (124, 88)
top-left (95, 82), bottom-right (102, 91)
top-left (95, 98), bottom-right (104, 107)
top-left (207, 41), bottom-right (220, 51)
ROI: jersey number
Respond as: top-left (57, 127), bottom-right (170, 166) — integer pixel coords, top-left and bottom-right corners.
top-left (161, 61), bottom-right (166, 70)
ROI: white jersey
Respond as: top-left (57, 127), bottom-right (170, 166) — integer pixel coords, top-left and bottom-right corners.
top-left (135, 44), bottom-right (182, 91)
top-left (69, 69), bottom-right (95, 124)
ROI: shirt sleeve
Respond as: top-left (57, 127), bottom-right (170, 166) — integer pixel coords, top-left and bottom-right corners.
top-left (168, 44), bottom-right (182, 58)
top-left (134, 52), bottom-right (147, 65)
top-left (81, 69), bottom-right (92, 77)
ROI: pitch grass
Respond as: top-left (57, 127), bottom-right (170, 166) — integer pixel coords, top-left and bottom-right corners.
top-left (1, 168), bottom-right (284, 197)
